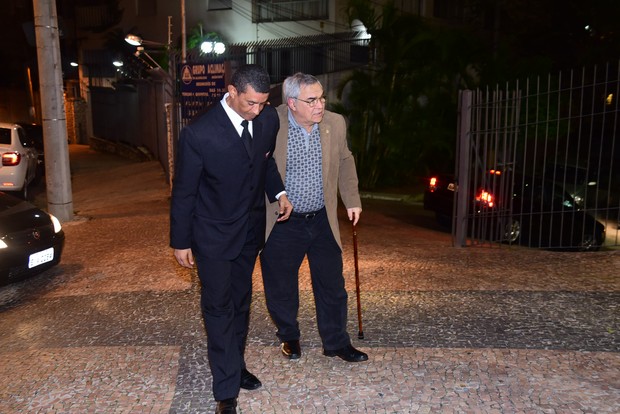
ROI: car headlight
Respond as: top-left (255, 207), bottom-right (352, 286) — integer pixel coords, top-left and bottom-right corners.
top-left (0, 238), bottom-right (7, 249)
top-left (50, 214), bottom-right (62, 233)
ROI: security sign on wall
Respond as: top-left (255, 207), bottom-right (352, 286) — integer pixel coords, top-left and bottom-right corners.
top-left (180, 62), bottom-right (226, 122)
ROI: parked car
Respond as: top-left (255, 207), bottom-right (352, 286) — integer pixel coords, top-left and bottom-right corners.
top-left (424, 169), bottom-right (606, 251)
top-left (423, 173), bottom-right (457, 225)
top-left (0, 191), bottom-right (65, 285)
top-left (16, 122), bottom-right (45, 176)
top-left (0, 122), bottom-right (39, 199)
top-left (544, 164), bottom-right (598, 207)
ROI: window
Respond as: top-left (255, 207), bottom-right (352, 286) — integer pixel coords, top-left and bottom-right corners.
top-left (253, 0), bottom-right (328, 23)
top-left (208, 0), bottom-right (232, 10)
top-left (0, 129), bottom-right (10, 145)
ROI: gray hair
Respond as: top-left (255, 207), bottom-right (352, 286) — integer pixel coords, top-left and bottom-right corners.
top-left (282, 72), bottom-right (322, 101)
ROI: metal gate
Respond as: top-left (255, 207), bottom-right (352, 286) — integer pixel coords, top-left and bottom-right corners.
top-left (454, 60), bottom-right (620, 250)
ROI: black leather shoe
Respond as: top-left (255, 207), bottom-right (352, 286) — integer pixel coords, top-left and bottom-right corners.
top-left (281, 340), bottom-right (301, 359)
top-left (323, 344), bottom-right (368, 362)
top-left (215, 397), bottom-right (237, 414)
top-left (240, 369), bottom-right (262, 390)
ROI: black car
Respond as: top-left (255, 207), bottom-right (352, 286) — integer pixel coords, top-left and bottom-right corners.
top-left (0, 191), bottom-right (65, 285)
top-left (423, 173), bottom-right (457, 225)
top-left (424, 170), bottom-right (606, 251)
top-left (544, 164), bottom-right (598, 208)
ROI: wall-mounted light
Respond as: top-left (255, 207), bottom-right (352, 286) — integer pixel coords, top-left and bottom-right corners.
top-left (351, 19), bottom-right (371, 40)
top-left (200, 41), bottom-right (226, 55)
top-left (113, 60), bottom-right (124, 67)
top-left (70, 62), bottom-right (78, 67)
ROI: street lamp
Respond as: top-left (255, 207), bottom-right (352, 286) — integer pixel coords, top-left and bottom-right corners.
top-left (124, 34), bottom-right (167, 48)
top-left (124, 34), bottom-right (142, 46)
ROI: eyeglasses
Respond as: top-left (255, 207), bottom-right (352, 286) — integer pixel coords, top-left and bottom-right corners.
top-left (293, 96), bottom-right (326, 108)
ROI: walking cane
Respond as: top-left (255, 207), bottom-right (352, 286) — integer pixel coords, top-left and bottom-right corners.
top-left (352, 220), bottom-right (364, 339)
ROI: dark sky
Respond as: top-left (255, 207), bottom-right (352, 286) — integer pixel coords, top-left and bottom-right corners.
top-left (0, 1), bottom-right (37, 88)
top-left (0, 0), bottom-right (79, 89)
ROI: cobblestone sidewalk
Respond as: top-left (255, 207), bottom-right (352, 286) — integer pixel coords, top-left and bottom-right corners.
top-left (0, 145), bottom-right (618, 413)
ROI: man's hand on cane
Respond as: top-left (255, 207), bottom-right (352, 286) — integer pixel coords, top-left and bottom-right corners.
top-left (348, 207), bottom-right (362, 226)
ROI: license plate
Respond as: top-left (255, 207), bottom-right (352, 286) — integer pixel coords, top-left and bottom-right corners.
top-left (28, 247), bottom-right (54, 269)
top-left (447, 183), bottom-right (456, 191)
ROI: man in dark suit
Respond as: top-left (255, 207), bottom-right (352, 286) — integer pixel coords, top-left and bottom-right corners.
top-left (170, 64), bottom-right (292, 414)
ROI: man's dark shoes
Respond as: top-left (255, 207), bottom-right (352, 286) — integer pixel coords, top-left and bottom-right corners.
top-left (281, 340), bottom-right (301, 359)
top-left (240, 369), bottom-right (262, 390)
top-left (323, 344), bottom-right (368, 362)
top-left (215, 397), bottom-right (237, 414)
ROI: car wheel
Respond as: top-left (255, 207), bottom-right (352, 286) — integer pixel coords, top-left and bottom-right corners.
top-left (577, 233), bottom-right (601, 252)
top-left (503, 218), bottom-right (521, 243)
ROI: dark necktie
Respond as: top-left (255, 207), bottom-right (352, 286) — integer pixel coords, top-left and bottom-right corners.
top-left (241, 120), bottom-right (252, 153)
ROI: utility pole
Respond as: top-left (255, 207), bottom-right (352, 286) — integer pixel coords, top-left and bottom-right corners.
top-left (32, 0), bottom-right (74, 222)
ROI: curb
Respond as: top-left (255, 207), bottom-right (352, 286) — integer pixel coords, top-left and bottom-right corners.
top-left (360, 192), bottom-right (423, 205)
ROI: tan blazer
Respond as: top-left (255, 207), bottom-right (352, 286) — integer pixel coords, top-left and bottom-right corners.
top-left (265, 104), bottom-right (361, 249)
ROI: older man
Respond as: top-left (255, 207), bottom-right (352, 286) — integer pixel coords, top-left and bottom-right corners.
top-left (260, 72), bottom-right (367, 363)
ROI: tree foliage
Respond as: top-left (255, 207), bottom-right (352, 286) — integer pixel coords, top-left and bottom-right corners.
top-left (338, 1), bottom-right (483, 189)
top-left (338, 0), bottom-right (619, 190)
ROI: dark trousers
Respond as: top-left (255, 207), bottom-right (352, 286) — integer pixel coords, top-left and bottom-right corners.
top-left (260, 207), bottom-right (351, 350)
top-left (195, 228), bottom-right (258, 401)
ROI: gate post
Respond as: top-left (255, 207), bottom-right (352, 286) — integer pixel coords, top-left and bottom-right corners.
top-left (454, 90), bottom-right (473, 247)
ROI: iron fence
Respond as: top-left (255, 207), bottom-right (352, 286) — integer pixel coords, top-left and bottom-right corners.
top-left (454, 60), bottom-right (620, 250)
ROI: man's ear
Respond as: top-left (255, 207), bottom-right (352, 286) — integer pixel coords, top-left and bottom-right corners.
top-left (228, 85), bottom-right (237, 97)
top-left (286, 97), bottom-right (296, 111)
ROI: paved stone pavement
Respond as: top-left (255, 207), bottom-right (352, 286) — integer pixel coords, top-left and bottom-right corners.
top-left (0, 145), bottom-right (619, 413)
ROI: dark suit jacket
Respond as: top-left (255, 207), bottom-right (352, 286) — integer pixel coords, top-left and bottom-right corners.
top-left (170, 101), bottom-right (283, 260)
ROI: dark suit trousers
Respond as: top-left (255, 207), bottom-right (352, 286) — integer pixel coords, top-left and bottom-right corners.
top-left (260, 207), bottom-right (351, 350)
top-left (195, 227), bottom-right (258, 401)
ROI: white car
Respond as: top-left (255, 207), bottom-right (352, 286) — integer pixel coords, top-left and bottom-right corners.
top-left (0, 122), bottom-right (39, 199)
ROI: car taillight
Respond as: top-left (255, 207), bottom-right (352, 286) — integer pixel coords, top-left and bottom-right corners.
top-left (476, 190), bottom-right (494, 207)
top-left (2, 152), bottom-right (21, 166)
top-left (429, 177), bottom-right (438, 191)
